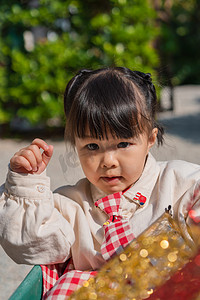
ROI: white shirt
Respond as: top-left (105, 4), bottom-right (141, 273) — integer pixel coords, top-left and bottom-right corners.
top-left (0, 153), bottom-right (200, 270)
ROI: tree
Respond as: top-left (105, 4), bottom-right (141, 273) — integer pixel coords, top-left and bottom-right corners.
top-left (0, 0), bottom-right (159, 128)
top-left (155, 0), bottom-right (200, 86)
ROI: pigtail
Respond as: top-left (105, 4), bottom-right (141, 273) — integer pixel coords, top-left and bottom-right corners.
top-left (64, 69), bottom-right (93, 117)
top-left (154, 121), bottom-right (165, 146)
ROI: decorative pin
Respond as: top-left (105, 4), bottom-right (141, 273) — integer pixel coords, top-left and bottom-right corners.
top-left (103, 221), bottom-right (110, 225)
top-left (133, 192), bottom-right (147, 207)
top-left (165, 205), bottom-right (173, 216)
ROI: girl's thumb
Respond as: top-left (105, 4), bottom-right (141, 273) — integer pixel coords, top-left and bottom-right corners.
top-left (42, 145), bottom-right (54, 167)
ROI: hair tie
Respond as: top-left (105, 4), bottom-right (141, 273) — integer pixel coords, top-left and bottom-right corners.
top-left (133, 71), bottom-right (152, 84)
top-left (68, 69), bottom-right (92, 95)
top-left (132, 71), bottom-right (155, 94)
top-left (144, 73), bottom-right (152, 82)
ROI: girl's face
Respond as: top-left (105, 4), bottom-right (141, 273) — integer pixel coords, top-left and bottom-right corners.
top-left (75, 129), bottom-right (157, 195)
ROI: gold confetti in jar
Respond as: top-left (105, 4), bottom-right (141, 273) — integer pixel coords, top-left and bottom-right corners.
top-left (69, 212), bottom-right (200, 300)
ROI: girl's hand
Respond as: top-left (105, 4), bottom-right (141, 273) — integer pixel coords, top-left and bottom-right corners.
top-left (10, 138), bottom-right (53, 174)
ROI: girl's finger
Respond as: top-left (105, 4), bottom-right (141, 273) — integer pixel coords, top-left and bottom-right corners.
top-left (26, 144), bottom-right (43, 166)
top-left (10, 155), bottom-right (33, 172)
top-left (41, 145), bottom-right (54, 167)
top-left (19, 149), bottom-right (39, 172)
top-left (31, 138), bottom-right (49, 152)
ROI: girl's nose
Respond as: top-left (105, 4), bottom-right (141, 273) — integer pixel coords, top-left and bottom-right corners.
top-left (100, 151), bottom-right (119, 168)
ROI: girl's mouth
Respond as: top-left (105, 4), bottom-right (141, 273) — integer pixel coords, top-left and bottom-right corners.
top-left (101, 176), bottom-right (122, 184)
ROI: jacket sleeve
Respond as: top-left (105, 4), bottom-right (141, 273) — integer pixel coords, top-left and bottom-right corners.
top-left (0, 169), bottom-right (75, 265)
top-left (176, 180), bottom-right (200, 250)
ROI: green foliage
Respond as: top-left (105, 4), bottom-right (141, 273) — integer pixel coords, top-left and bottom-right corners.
top-left (0, 0), bottom-right (159, 127)
top-left (159, 0), bottom-right (200, 85)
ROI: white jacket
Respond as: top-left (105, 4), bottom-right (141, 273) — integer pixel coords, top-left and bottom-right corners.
top-left (0, 153), bottom-right (200, 270)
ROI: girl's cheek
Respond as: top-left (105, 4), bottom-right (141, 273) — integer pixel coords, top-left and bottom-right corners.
top-left (86, 154), bottom-right (97, 163)
top-left (81, 156), bottom-right (95, 170)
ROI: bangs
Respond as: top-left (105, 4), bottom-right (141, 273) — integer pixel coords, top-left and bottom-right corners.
top-left (66, 71), bottom-right (151, 144)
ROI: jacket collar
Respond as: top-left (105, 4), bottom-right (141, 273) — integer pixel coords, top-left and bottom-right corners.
top-left (90, 153), bottom-right (160, 209)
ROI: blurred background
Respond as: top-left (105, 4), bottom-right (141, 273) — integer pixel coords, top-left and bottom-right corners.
top-left (0, 0), bottom-right (200, 298)
top-left (0, 0), bottom-right (200, 133)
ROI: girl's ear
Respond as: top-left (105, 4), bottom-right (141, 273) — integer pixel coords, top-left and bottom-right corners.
top-left (148, 128), bottom-right (158, 150)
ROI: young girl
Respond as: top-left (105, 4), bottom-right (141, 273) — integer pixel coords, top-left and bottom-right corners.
top-left (0, 67), bottom-right (200, 298)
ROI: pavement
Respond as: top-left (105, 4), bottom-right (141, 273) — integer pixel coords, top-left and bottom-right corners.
top-left (0, 85), bottom-right (200, 299)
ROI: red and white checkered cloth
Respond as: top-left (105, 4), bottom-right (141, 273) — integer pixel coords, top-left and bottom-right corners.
top-left (41, 191), bottom-right (135, 298)
top-left (41, 258), bottom-right (97, 299)
top-left (43, 268), bottom-right (97, 299)
top-left (95, 192), bottom-right (135, 260)
top-left (41, 259), bottom-right (74, 296)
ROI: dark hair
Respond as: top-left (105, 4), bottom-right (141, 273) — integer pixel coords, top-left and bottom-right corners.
top-left (64, 67), bottom-right (164, 146)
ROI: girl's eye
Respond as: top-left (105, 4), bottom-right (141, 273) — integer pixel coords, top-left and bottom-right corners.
top-left (87, 143), bottom-right (99, 151)
top-left (117, 142), bottom-right (131, 148)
